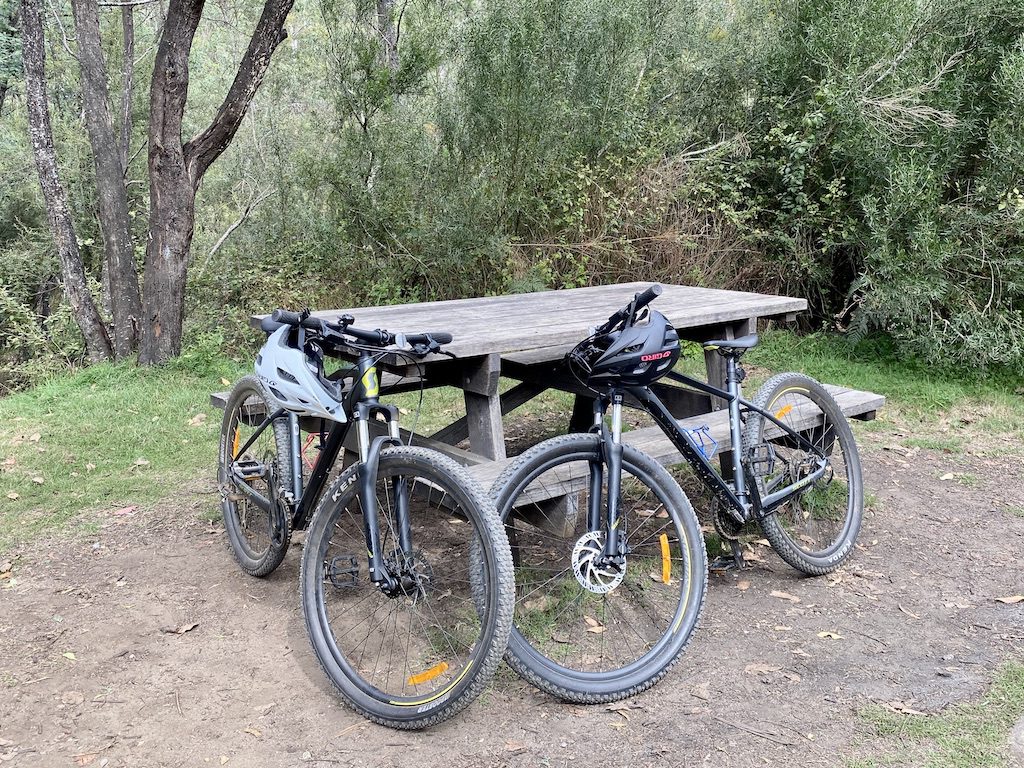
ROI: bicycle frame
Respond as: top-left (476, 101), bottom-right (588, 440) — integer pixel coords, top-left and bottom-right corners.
top-left (590, 354), bottom-right (831, 558)
top-left (227, 350), bottom-right (413, 590)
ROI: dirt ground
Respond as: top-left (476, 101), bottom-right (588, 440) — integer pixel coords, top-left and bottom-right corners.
top-left (2, 419), bottom-right (1024, 768)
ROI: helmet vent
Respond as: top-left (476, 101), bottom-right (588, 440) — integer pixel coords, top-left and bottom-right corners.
top-left (277, 367), bottom-right (299, 384)
top-left (622, 343), bottom-right (643, 354)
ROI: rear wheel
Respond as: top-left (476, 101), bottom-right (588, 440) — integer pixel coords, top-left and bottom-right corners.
top-left (300, 446), bottom-right (514, 729)
top-left (491, 434), bottom-right (707, 703)
top-left (218, 376), bottom-right (291, 577)
top-left (743, 372), bottom-right (863, 575)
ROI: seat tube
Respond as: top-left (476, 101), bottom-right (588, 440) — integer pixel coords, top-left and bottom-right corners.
top-left (726, 358), bottom-right (748, 502)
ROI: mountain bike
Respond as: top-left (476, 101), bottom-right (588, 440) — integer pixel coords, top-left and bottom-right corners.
top-left (490, 285), bottom-right (862, 702)
top-left (218, 309), bottom-right (514, 728)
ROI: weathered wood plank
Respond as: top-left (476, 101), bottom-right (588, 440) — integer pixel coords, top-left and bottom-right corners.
top-left (251, 282), bottom-right (808, 361)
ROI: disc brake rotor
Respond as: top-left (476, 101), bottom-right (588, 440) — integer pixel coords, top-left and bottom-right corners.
top-left (571, 531), bottom-right (625, 594)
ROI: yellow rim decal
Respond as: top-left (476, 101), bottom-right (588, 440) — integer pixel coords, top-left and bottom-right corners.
top-left (361, 367), bottom-right (380, 397)
top-left (774, 404), bottom-right (794, 419)
top-left (390, 661), bottom-right (473, 706)
top-left (660, 533), bottom-right (671, 584)
top-left (231, 428), bottom-right (240, 458)
top-left (407, 662), bottom-right (449, 687)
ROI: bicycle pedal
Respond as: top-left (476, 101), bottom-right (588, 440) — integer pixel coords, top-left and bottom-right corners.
top-left (234, 458), bottom-right (267, 481)
top-left (327, 554), bottom-right (360, 588)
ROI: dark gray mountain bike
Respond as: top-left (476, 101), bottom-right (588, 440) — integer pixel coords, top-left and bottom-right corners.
top-left (491, 285), bottom-right (862, 702)
top-left (218, 309), bottom-right (513, 728)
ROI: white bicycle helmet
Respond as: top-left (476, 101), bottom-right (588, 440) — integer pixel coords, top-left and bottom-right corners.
top-left (254, 326), bottom-right (347, 422)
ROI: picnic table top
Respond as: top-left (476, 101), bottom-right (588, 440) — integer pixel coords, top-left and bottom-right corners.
top-left (252, 282), bottom-right (807, 361)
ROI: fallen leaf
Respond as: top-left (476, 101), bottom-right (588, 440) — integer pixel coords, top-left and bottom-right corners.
top-left (5, 492), bottom-right (17, 501)
top-left (690, 682), bottom-right (710, 701)
top-left (744, 663), bottom-right (782, 675)
top-left (774, 625), bottom-right (792, 631)
top-left (220, 377), bottom-right (232, 387)
top-left (220, 757), bottom-right (229, 766)
top-left (770, 590), bottom-right (801, 603)
top-left (0, 562), bottom-right (10, 574)
top-left (161, 622), bottom-right (199, 635)
top-left (86, 463), bottom-right (96, 472)
top-left (111, 506), bottom-right (137, 517)
top-left (817, 631), bottom-right (844, 640)
top-left (504, 741), bottom-right (527, 755)
top-left (791, 647), bottom-right (811, 658)
top-left (61, 691), bottom-right (85, 706)
top-left (995, 595), bottom-right (1024, 604)
top-left (73, 753), bottom-right (98, 766)
top-left (551, 631), bottom-right (570, 644)
top-left (583, 615), bottom-right (600, 628)
top-left (188, 413), bottom-right (208, 426)
top-left (587, 625), bottom-right (607, 634)
top-left (134, 458), bottom-right (150, 467)
top-left (939, 473), bottom-right (954, 481)
top-left (31, 476), bottom-right (44, 485)
top-left (62, 652), bottom-right (77, 661)
top-left (243, 727), bottom-right (261, 738)
top-left (28, 433), bottom-right (41, 443)
top-left (737, 580), bottom-right (751, 591)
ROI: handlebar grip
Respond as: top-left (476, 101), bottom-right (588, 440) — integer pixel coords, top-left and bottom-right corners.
top-left (404, 331), bottom-right (453, 346)
top-left (270, 308), bottom-right (302, 325)
top-left (633, 284), bottom-right (663, 311)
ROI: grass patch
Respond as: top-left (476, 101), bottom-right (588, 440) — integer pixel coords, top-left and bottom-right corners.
top-left (902, 436), bottom-right (964, 452)
top-left (0, 361), bottom-right (246, 552)
top-left (856, 662), bottom-right (1024, 767)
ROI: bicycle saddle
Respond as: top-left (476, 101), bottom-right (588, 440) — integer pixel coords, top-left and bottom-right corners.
top-left (702, 333), bottom-right (759, 355)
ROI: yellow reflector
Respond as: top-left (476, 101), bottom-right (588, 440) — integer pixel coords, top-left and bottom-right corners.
top-left (774, 404), bottom-right (794, 419)
top-left (660, 534), bottom-right (671, 584)
top-left (231, 428), bottom-right (240, 458)
top-left (407, 661), bottom-right (448, 687)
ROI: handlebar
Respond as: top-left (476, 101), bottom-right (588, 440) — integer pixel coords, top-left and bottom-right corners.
top-left (594, 284), bottom-right (663, 334)
top-left (267, 309), bottom-right (452, 355)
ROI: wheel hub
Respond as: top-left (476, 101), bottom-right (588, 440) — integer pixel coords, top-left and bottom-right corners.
top-left (572, 531), bottom-right (625, 594)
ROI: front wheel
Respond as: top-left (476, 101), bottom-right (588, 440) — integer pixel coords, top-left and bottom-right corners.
top-left (490, 433), bottom-right (708, 703)
top-left (743, 372), bottom-right (864, 575)
top-left (300, 446), bottom-right (514, 729)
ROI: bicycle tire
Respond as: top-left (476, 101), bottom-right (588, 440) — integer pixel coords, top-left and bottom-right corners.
top-left (300, 446), bottom-right (514, 729)
top-left (218, 375), bottom-right (292, 577)
top-left (743, 372), bottom-right (863, 575)
top-left (491, 433), bottom-right (707, 703)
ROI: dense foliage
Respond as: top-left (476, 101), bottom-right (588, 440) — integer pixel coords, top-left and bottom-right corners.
top-left (1, 0), bottom-right (1023, 388)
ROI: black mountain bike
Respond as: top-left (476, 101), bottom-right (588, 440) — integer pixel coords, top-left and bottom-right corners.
top-left (218, 310), bottom-right (514, 728)
top-left (491, 285), bottom-right (862, 702)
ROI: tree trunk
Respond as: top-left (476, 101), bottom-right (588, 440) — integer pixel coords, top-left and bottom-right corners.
top-left (376, 0), bottom-right (399, 73)
top-left (138, 0), bottom-right (295, 364)
top-left (70, 0), bottom-right (142, 358)
top-left (21, 0), bottom-right (112, 362)
top-left (119, 5), bottom-right (133, 170)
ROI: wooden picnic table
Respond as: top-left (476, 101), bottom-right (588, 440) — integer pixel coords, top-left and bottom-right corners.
top-left (249, 282), bottom-right (814, 468)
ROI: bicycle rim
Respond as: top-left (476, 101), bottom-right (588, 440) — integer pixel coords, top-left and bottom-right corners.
top-left (306, 459), bottom-right (498, 711)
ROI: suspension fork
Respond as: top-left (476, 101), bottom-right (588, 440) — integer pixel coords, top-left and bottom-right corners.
top-left (601, 392), bottom-right (626, 561)
top-left (586, 397), bottom-right (605, 533)
top-left (354, 395), bottom-right (404, 591)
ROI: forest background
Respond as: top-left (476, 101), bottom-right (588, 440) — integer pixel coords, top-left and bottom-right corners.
top-left (0, 0), bottom-right (1022, 389)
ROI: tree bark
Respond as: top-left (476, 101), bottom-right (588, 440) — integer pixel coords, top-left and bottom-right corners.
top-left (70, 0), bottom-right (142, 358)
top-left (138, 0), bottom-right (295, 364)
top-left (21, 0), bottom-right (112, 362)
top-left (119, 5), bottom-right (133, 171)
top-left (376, 0), bottom-right (399, 74)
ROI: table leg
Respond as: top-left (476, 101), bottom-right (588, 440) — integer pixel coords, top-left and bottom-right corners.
top-left (460, 354), bottom-right (506, 461)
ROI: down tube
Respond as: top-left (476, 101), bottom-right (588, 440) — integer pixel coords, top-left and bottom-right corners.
top-left (627, 387), bottom-right (744, 511)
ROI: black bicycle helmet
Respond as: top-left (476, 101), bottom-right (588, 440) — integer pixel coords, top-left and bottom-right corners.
top-left (570, 309), bottom-right (681, 387)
